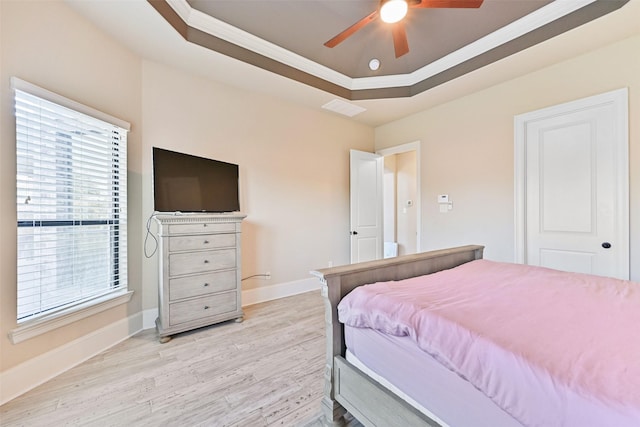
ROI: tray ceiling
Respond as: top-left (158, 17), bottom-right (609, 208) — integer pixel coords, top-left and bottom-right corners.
top-left (149, 0), bottom-right (629, 100)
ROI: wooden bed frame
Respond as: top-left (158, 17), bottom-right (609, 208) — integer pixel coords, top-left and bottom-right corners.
top-left (311, 245), bottom-right (485, 427)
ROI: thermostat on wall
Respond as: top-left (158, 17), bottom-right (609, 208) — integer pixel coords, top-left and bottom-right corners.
top-left (438, 194), bottom-right (449, 203)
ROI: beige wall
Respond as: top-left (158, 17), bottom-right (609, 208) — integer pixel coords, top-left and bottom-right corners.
top-left (396, 151), bottom-right (417, 256)
top-left (140, 61), bottom-right (373, 310)
top-left (0, 1), bottom-right (143, 372)
top-left (383, 155), bottom-right (397, 244)
top-left (382, 151), bottom-right (417, 257)
top-left (375, 34), bottom-right (640, 281)
top-left (1, 0), bottom-right (373, 384)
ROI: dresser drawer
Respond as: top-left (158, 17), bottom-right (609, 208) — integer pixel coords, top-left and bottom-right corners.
top-left (169, 249), bottom-right (236, 276)
top-left (169, 233), bottom-right (236, 252)
top-left (169, 269), bottom-right (237, 301)
top-left (169, 291), bottom-right (237, 326)
top-left (169, 222), bottom-right (237, 235)
top-left (155, 213), bottom-right (245, 340)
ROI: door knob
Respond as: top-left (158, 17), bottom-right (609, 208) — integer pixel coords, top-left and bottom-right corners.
top-left (602, 242), bottom-right (612, 249)
top-left (350, 231), bottom-right (358, 235)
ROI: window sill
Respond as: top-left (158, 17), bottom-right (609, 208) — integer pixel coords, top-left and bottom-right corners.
top-left (9, 290), bottom-right (134, 344)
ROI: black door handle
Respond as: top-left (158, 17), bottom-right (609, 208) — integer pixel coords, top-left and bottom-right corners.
top-left (350, 231), bottom-right (358, 235)
top-left (602, 242), bottom-right (612, 249)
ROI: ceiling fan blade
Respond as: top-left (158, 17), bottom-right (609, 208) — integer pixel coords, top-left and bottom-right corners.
top-left (412, 0), bottom-right (484, 8)
top-left (391, 22), bottom-right (409, 58)
top-left (324, 10), bottom-right (379, 48)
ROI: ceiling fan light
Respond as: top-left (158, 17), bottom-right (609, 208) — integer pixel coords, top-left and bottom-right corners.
top-left (380, 0), bottom-right (408, 24)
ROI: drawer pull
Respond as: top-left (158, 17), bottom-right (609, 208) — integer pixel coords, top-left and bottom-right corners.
top-left (204, 305), bottom-right (210, 310)
top-left (204, 240), bottom-right (209, 244)
top-left (204, 260), bottom-right (209, 264)
top-left (203, 224), bottom-right (208, 227)
top-left (204, 283), bottom-right (209, 287)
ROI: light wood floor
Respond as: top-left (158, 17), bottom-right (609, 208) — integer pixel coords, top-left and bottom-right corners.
top-left (1, 290), bottom-right (327, 427)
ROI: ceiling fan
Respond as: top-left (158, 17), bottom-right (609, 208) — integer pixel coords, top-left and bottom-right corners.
top-left (324, 0), bottom-right (484, 59)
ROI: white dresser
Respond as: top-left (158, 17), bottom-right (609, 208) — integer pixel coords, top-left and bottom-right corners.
top-left (155, 213), bottom-right (246, 342)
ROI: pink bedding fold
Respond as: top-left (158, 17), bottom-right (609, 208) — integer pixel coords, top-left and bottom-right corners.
top-left (338, 260), bottom-right (640, 427)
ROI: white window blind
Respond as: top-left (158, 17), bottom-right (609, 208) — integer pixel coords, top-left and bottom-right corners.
top-left (14, 78), bottom-right (129, 322)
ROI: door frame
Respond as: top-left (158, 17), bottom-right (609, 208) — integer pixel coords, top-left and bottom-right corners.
top-left (514, 88), bottom-right (629, 273)
top-left (377, 141), bottom-right (422, 253)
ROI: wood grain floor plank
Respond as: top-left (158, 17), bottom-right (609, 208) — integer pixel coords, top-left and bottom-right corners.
top-left (270, 398), bottom-right (325, 427)
top-left (0, 291), bottom-right (325, 426)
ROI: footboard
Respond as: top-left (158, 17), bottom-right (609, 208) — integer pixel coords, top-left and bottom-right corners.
top-left (310, 245), bottom-right (484, 426)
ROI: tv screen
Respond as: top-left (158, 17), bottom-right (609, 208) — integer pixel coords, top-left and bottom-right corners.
top-left (152, 147), bottom-right (240, 213)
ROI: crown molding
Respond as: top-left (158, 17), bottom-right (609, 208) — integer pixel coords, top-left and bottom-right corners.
top-left (168, 0), bottom-right (354, 89)
top-left (381, 0), bottom-right (597, 91)
top-left (150, 0), bottom-right (629, 100)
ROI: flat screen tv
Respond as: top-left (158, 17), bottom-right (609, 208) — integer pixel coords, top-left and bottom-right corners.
top-left (152, 147), bottom-right (240, 213)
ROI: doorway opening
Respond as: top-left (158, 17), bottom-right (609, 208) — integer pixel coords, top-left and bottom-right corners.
top-left (378, 141), bottom-right (421, 257)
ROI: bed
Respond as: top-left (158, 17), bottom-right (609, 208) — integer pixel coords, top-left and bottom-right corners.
top-left (310, 245), bottom-right (640, 427)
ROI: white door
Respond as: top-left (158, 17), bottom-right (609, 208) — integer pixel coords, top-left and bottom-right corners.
top-left (350, 149), bottom-right (383, 263)
top-left (515, 89), bottom-right (629, 279)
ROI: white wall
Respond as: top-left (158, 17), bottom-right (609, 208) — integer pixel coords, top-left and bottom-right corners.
top-left (375, 34), bottom-right (640, 280)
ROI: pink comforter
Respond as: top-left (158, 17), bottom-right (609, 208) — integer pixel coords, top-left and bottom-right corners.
top-left (338, 260), bottom-right (640, 427)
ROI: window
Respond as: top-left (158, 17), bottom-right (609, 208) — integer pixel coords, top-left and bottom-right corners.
top-left (14, 78), bottom-right (130, 323)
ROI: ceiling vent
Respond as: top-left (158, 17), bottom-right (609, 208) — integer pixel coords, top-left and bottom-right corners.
top-left (321, 99), bottom-right (367, 117)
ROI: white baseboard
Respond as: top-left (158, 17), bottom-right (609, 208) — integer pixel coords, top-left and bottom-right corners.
top-left (0, 312), bottom-right (143, 406)
top-left (143, 307), bottom-right (159, 330)
top-left (241, 277), bottom-right (321, 307)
